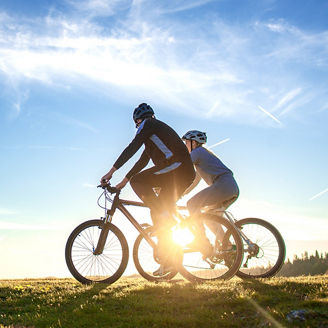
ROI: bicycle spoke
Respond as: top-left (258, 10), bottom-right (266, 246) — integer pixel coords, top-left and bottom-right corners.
top-left (67, 222), bottom-right (127, 282)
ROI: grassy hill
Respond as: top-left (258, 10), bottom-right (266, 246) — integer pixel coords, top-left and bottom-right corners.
top-left (0, 275), bottom-right (327, 328)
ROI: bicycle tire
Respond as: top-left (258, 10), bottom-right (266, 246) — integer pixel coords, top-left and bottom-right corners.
top-left (133, 226), bottom-right (178, 282)
top-left (235, 218), bottom-right (286, 278)
top-left (65, 219), bottom-right (129, 284)
top-left (178, 214), bottom-right (243, 282)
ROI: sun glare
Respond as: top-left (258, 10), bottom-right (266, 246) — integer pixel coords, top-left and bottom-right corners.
top-left (172, 227), bottom-right (195, 247)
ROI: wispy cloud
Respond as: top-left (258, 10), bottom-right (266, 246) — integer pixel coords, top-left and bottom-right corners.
top-left (82, 183), bottom-right (97, 188)
top-left (155, 0), bottom-right (218, 15)
top-left (273, 88), bottom-right (302, 111)
top-left (259, 19), bottom-right (328, 66)
top-left (67, 0), bottom-right (131, 17)
top-left (0, 4), bottom-right (327, 124)
top-left (52, 112), bottom-right (98, 133)
top-left (309, 188), bottom-right (328, 201)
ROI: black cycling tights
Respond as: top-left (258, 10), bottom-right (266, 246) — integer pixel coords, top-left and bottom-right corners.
top-left (130, 163), bottom-right (194, 225)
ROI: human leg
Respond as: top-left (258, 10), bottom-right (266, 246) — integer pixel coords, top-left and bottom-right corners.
top-left (130, 163), bottom-right (194, 273)
top-left (186, 174), bottom-right (239, 253)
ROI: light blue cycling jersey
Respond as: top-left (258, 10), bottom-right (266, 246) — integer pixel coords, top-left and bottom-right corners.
top-left (190, 146), bottom-right (232, 185)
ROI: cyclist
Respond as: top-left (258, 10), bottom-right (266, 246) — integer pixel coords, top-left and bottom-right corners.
top-left (182, 130), bottom-right (239, 255)
top-left (101, 103), bottom-right (195, 275)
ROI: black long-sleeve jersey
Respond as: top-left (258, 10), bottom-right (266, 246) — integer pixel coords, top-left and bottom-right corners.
top-left (113, 118), bottom-right (192, 180)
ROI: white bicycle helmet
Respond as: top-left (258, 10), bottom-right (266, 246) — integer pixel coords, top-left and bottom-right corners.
top-left (133, 103), bottom-right (154, 123)
top-left (182, 130), bottom-right (207, 144)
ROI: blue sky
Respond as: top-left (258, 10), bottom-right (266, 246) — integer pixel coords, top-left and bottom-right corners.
top-left (0, 0), bottom-right (327, 278)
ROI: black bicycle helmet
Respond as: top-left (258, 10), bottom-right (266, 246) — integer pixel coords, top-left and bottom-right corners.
top-left (182, 130), bottom-right (207, 144)
top-left (133, 103), bottom-right (154, 123)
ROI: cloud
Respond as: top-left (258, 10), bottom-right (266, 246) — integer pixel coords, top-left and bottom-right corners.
top-left (278, 91), bottom-right (314, 117)
top-left (273, 88), bottom-right (302, 111)
top-left (83, 183), bottom-right (97, 188)
top-left (50, 112), bottom-right (98, 133)
top-left (153, 0), bottom-right (218, 15)
top-left (258, 19), bottom-right (328, 66)
top-left (67, 0), bottom-right (131, 17)
top-left (0, 5), bottom-right (327, 124)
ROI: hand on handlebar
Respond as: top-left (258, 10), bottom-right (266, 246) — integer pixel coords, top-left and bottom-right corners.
top-left (100, 173), bottom-right (112, 187)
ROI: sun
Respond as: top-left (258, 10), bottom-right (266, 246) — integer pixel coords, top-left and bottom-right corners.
top-left (172, 227), bottom-right (195, 247)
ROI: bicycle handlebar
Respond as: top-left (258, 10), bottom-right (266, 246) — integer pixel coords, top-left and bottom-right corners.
top-left (97, 183), bottom-right (121, 194)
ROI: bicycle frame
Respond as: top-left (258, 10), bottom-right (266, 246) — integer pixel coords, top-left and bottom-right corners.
top-left (94, 187), bottom-right (156, 254)
top-left (95, 186), bottom-right (254, 257)
top-left (203, 207), bottom-right (255, 250)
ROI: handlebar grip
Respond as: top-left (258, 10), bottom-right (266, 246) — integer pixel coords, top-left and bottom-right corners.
top-left (97, 183), bottom-right (120, 194)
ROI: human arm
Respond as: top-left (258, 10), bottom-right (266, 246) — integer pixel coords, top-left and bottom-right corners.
top-left (100, 166), bottom-right (117, 186)
top-left (125, 150), bottom-right (150, 180)
top-left (115, 151), bottom-right (150, 189)
top-left (113, 121), bottom-right (150, 171)
top-left (103, 122), bottom-right (149, 187)
top-left (182, 170), bottom-right (201, 196)
top-left (182, 148), bottom-right (202, 195)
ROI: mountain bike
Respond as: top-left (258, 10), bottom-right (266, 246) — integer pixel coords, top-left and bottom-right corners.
top-left (198, 204), bottom-right (286, 278)
top-left (65, 184), bottom-right (244, 284)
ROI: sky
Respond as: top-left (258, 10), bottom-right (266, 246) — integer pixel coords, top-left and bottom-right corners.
top-left (0, 0), bottom-right (327, 279)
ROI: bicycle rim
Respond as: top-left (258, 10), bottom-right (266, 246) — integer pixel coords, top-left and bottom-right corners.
top-left (236, 218), bottom-right (285, 278)
top-left (178, 215), bottom-right (243, 282)
top-left (65, 220), bottom-right (129, 284)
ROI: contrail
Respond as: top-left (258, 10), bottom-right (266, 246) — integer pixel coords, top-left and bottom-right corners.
top-left (208, 138), bottom-right (230, 149)
top-left (258, 105), bottom-right (282, 124)
top-left (309, 188), bottom-right (328, 201)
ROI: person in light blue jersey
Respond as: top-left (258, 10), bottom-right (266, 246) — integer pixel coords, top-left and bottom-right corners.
top-left (182, 130), bottom-right (239, 255)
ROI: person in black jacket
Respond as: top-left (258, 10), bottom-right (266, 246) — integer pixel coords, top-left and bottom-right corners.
top-left (101, 103), bottom-right (195, 275)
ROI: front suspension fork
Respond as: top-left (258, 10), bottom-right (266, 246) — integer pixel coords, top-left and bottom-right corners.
top-left (93, 208), bottom-right (114, 255)
top-left (93, 222), bottom-right (111, 255)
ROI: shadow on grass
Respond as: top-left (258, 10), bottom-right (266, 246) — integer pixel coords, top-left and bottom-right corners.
top-left (28, 278), bottom-right (275, 328)
top-left (2, 277), bottom-right (328, 328)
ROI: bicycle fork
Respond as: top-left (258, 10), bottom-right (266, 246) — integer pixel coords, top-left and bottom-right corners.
top-left (94, 194), bottom-right (118, 255)
top-left (93, 222), bottom-right (111, 255)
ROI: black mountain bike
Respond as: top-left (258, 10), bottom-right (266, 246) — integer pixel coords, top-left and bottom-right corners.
top-left (65, 184), bottom-right (244, 284)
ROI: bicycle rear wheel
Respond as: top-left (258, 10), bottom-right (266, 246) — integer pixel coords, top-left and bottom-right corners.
top-left (65, 219), bottom-right (129, 284)
top-left (133, 226), bottom-right (178, 282)
top-left (236, 218), bottom-right (286, 278)
top-left (178, 214), bottom-right (243, 282)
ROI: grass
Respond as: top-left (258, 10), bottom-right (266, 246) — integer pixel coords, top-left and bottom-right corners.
top-left (0, 275), bottom-right (328, 328)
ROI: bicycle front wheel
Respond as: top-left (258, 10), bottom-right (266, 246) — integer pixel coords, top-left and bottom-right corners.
top-left (178, 214), bottom-right (243, 282)
top-left (65, 219), bottom-right (129, 284)
top-left (236, 218), bottom-right (286, 278)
